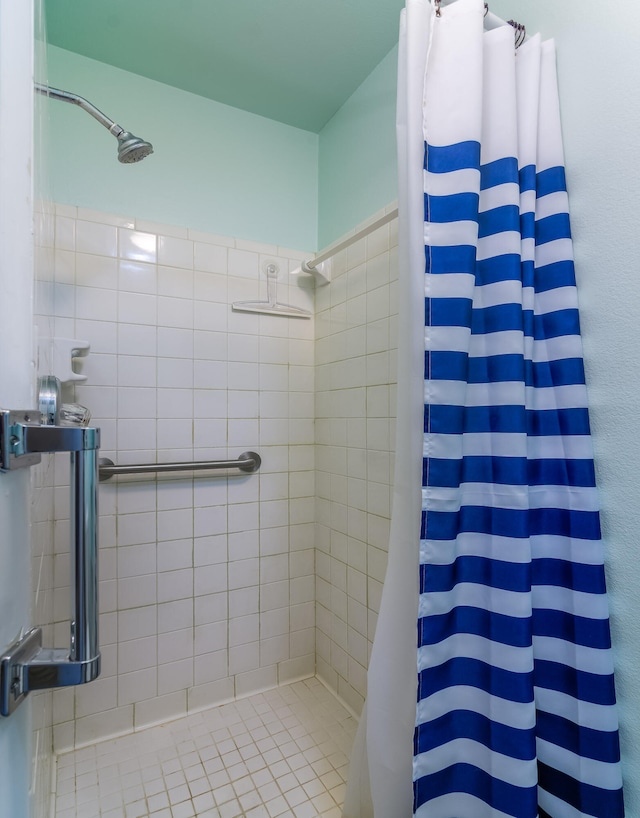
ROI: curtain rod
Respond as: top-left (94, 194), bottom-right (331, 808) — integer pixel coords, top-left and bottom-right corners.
top-left (300, 207), bottom-right (398, 275)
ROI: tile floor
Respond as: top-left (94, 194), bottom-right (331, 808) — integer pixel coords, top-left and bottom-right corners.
top-left (54, 678), bottom-right (357, 818)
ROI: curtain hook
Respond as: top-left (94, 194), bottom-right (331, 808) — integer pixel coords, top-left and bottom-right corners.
top-left (484, 3), bottom-right (489, 16)
top-left (435, 0), bottom-right (441, 17)
top-left (507, 20), bottom-right (527, 48)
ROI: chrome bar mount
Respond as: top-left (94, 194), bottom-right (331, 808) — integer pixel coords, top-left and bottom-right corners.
top-left (0, 408), bottom-right (101, 716)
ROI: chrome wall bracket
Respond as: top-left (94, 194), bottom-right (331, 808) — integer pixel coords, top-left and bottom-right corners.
top-left (0, 405), bottom-right (101, 716)
top-left (0, 410), bottom-right (43, 472)
top-left (0, 628), bottom-right (100, 717)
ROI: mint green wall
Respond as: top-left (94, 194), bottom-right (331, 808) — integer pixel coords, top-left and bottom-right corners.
top-left (45, 46), bottom-right (318, 251)
top-left (45, 43), bottom-right (400, 253)
top-left (317, 46), bottom-right (398, 248)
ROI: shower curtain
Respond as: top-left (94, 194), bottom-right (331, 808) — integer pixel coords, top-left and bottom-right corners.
top-left (344, 0), bottom-right (624, 816)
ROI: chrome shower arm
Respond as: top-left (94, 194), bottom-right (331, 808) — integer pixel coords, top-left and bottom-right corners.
top-left (34, 82), bottom-right (125, 137)
top-left (34, 82), bottom-right (153, 163)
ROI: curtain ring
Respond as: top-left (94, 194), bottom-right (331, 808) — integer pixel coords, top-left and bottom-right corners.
top-left (508, 20), bottom-right (527, 48)
top-left (484, 3), bottom-right (489, 16)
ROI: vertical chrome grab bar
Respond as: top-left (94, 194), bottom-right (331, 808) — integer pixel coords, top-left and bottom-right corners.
top-left (0, 413), bottom-right (101, 715)
top-left (70, 447), bottom-right (99, 665)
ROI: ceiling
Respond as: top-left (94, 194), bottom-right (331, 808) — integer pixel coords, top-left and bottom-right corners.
top-left (44, 0), bottom-right (405, 133)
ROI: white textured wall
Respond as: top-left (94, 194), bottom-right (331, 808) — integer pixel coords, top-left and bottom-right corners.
top-left (488, 0), bottom-right (640, 812)
top-left (0, 2), bottom-right (35, 816)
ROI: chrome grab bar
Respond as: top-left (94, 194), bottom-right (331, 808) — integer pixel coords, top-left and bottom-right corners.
top-left (98, 450), bottom-right (261, 481)
top-left (0, 411), bottom-right (101, 716)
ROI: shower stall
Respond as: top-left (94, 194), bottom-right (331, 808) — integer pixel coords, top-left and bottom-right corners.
top-left (28, 196), bottom-right (398, 818)
top-left (0, 4), bottom-right (401, 810)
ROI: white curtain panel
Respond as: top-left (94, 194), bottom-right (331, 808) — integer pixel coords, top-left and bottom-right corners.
top-left (342, 1), bottom-right (428, 816)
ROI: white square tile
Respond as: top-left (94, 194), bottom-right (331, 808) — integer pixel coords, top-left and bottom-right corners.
top-left (194, 390), bottom-right (227, 419)
top-left (117, 323), bottom-right (157, 356)
top-left (158, 265), bottom-right (194, 299)
top-left (228, 503), bottom-right (259, 534)
top-left (229, 614), bottom-right (259, 647)
top-left (158, 569), bottom-right (193, 603)
top-left (156, 508), bottom-right (193, 542)
top-left (193, 418), bottom-right (226, 448)
top-left (260, 581), bottom-right (289, 611)
top-left (117, 517), bottom-right (157, 549)
top-left (228, 559), bottom-right (259, 591)
top-left (118, 418), bottom-right (157, 451)
top-left (76, 220), bottom-right (118, 256)
top-left (228, 419), bottom-right (259, 448)
top-left (194, 649), bottom-right (229, 685)
top-left (117, 356), bottom-right (157, 388)
top-left (76, 286), bottom-right (118, 322)
top-left (157, 326), bottom-right (193, 358)
top-left (194, 534), bottom-right (227, 567)
top-left (158, 235), bottom-right (193, 269)
top-left (195, 330), bottom-right (228, 361)
top-left (158, 297), bottom-right (194, 329)
top-left (118, 667), bottom-right (157, 705)
top-left (117, 388), bottom-right (157, 420)
top-left (158, 357), bottom-right (194, 389)
top-left (158, 658), bottom-right (193, 696)
top-left (227, 529), bottom-right (259, 561)
top-left (194, 564), bottom-right (227, 596)
top-left (194, 593), bottom-right (227, 627)
top-left (229, 587), bottom-right (259, 618)
top-left (76, 252), bottom-right (118, 289)
top-left (228, 642), bottom-right (259, 675)
top-left (194, 505), bottom-right (227, 538)
top-left (194, 299), bottom-right (228, 332)
top-left (194, 360), bottom-right (227, 390)
top-left (158, 599), bottom-right (193, 633)
top-left (194, 620), bottom-right (227, 655)
top-left (228, 390), bottom-right (259, 419)
top-left (194, 242), bottom-right (227, 274)
top-left (119, 229), bottom-right (157, 263)
top-left (228, 249), bottom-right (259, 278)
top-left (118, 606), bottom-right (157, 642)
top-left (194, 271), bottom-right (227, 303)
top-left (158, 628), bottom-right (193, 664)
top-left (118, 290), bottom-right (157, 325)
top-left (118, 636), bottom-right (157, 673)
top-left (157, 538), bottom-right (193, 572)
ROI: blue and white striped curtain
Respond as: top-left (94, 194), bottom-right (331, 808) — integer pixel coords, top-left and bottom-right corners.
top-left (414, 0), bottom-right (624, 816)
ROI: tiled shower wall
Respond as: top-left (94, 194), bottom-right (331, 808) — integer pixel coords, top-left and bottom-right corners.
top-left (39, 205), bottom-right (317, 752)
top-left (314, 207), bottom-right (399, 715)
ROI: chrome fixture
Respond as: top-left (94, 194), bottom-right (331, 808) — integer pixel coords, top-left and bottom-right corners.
top-left (0, 378), bottom-right (101, 716)
top-left (99, 451), bottom-right (262, 482)
top-left (298, 208), bottom-right (398, 282)
top-left (38, 374), bottom-right (61, 426)
top-left (35, 83), bottom-right (154, 164)
top-left (38, 374), bottom-right (91, 427)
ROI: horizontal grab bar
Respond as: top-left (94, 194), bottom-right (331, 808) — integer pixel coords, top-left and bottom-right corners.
top-left (98, 451), bottom-right (261, 482)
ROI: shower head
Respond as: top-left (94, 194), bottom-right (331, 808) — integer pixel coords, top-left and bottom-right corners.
top-left (116, 131), bottom-right (154, 164)
top-left (35, 83), bottom-right (154, 164)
